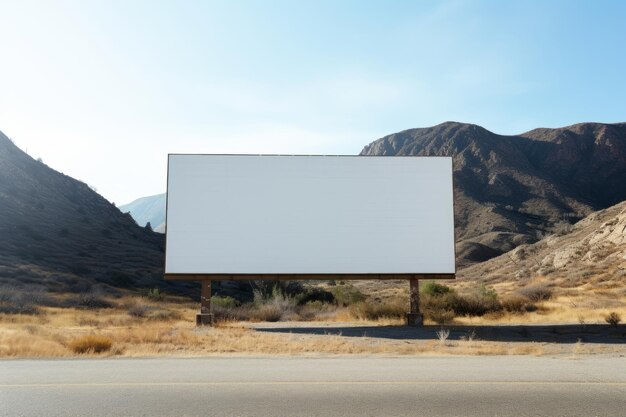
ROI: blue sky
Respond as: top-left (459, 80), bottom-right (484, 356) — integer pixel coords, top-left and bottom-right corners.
top-left (0, 0), bottom-right (625, 204)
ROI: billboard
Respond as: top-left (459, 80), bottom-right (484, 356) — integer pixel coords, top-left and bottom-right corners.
top-left (165, 155), bottom-right (455, 278)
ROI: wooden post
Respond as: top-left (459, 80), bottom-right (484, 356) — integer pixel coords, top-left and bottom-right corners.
top-left (196, 279), bottom-right (214, 326)
top-left (406, 276), bottom-right (423, 326)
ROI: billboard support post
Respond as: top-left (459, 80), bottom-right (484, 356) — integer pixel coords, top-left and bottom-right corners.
top-left (196, 280), bottom-right (214, 326)
top-left (406, 277), bottom-right (423, 326)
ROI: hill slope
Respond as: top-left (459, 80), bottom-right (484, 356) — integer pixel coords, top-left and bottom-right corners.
top-left (361, 122), bottom-right (626, 265)
top-left (461, 199), bottom-right (626, 292)
top-left (0, 131), bottom-right (191, 295)
top-left (119, 194), bottom-right (166, 232)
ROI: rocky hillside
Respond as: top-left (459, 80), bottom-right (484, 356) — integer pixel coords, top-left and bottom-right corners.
top-left (361, 122), bottom-right (626, 266)
top-left (461, 200), bottom-right (626, 292)
top-left (0, 131), bottom-right (193, 295)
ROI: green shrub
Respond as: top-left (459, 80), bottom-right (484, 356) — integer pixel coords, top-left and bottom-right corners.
top-left (142, 288), bottom-right (164, 301)
top-left (212, 296), bottom-right (239, 309)
top-left (330, 285), bottom-right (366, 307)
top-left (421, 285), bottom-right (501, 317)
top-left (421, 281), bottom-right (453, 297)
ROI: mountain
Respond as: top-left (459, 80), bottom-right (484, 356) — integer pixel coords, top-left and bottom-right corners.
top-left (119, 194), bottom-right (166, 233)
top-left (460, 199), bottom-right (626, 291)
top-left (0, 130), bottom-right (193, 295)
top-left (361, 122), bottom-right (626, 266)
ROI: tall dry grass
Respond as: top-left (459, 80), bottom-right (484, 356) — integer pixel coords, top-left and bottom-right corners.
top-left (0, 303), bottom-right (573, 358)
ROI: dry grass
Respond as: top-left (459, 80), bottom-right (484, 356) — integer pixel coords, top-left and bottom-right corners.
top-left (1, 289), bottom-right (625, 358)
top-left (68, 334), bottom-right (113, 354)
top-left (0, 302), bottom-right (581, 358)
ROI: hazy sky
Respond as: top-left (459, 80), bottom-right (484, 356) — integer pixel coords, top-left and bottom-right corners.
top-left (1, 0), bottom-right (625, 204)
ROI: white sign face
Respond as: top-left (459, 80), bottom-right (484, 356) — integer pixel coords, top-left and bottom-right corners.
top-left (165, 155), bottom-right (455, 275)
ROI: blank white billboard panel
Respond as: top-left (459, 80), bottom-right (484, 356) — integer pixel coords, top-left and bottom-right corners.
top-left (165, 155), bottom-right (455, 275)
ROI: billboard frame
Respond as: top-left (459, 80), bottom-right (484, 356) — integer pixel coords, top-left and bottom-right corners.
top-left (163, 154), bottom-right (456, 326)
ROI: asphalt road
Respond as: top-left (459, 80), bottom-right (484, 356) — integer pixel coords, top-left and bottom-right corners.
top-left (2, 356), bottom-right (626, 417)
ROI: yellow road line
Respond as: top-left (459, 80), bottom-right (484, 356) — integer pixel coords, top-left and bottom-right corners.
top-left (1, 381), bottom-right (626, 388)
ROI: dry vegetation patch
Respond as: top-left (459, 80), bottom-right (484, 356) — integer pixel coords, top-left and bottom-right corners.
top-left (68, 334), bottom-right (113, 354)
top-left (1, 280), bottom-right (625, 358)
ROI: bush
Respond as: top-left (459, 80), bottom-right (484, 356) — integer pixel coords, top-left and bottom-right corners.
top-left (76, 291), bottom-right (112, 309)
top-left (68, 335), bottom-right (113, 354)
top-left (330, 285), bottom-right (366, 307)
top-left (501, 295), bottom-right (535, 313)
top-left (212, 296), bottom-right (239, 309)
top-left (422, 285), bottom-right (501, 317)
top-left (605, 312), bottom-right (621, 326)
top-left (126, 300), bottom-right (151, 317)
top-left (247, 287), bottom-right (297, 322)
top-left (451, 286), bottom-right (501, 316)
top-left (250, 304), bottom-right (284, 322)
top-left (297, 300), bottom-right (336, 321)
top-left (421, 281), bottom-right (452, 297)
top-left (350, 299), bottom-right (405, 320)
top-left (427, 308), bottom-right (455, 324)
top-left (517, 283), bottom-right (552, 302)
top-left (295, 287), bottom-right (335, 305)
top-left (250, 280), bottom-right (303, 299)
top-left (142, 288), bottom-right (164, 301)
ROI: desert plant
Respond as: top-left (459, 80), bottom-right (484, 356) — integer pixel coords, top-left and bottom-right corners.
top-left (212, 296), bottom-right (239, 309)
top-left (143, 288), bottom-right (164, 301)
top-left (450, 286), bottom-right (501, 317)
top-left (421, 281), bottom-right (452, 297)
top-left (436, 329), bottom-right (450, 345)
top-left (329, 285), bottom-right (366, 307)
top-left (427, 308), bottom-right (455, 324)
top-left (517, 283), bottom-right (552, 302)
top-left (76, 290), bottom-right (112, 309)
top-left (247, 287), bottom-right (298, 321)
top-left (126, 300), bottom-right (152, 318)
top-left (605, 312), bottom-right (621, 326)
top-left (297, 300), bottom-right (337, 321)
top-left (294, 287), bottom-right (335, 305)
top-left (501, 295), bottom-right (534, 313)
top-left (68, 335), bottom-right (113, 354)
top-left (250, 304), bottom-right (284, 322)
top-left (349, 299), bottom-right (405, 320)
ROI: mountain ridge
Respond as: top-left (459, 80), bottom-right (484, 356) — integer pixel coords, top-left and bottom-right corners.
top-left (360, 121), bottom-right (626, 265)
top-left (0, 130), bottom-right (193, 295)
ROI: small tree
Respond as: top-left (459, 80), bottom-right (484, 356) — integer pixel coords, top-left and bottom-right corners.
top-left (145, 222), bottom-right (153, 232)
top-left (605, 312), bottom-right (621, 327)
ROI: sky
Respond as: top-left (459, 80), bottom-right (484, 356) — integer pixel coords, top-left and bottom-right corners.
top-left (0, 0), bottom-right (625, 205)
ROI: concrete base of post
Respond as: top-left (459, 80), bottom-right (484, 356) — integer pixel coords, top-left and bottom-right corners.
top-left (406, 313), bottom-right (424, 327)
top-left (196, 313), bottom-right (214, 326)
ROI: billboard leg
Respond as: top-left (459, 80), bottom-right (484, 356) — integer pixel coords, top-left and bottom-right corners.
top-left (406, 277), bottom-right (423, 326)
top-left (196, 279), bottom-right (214, 326)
